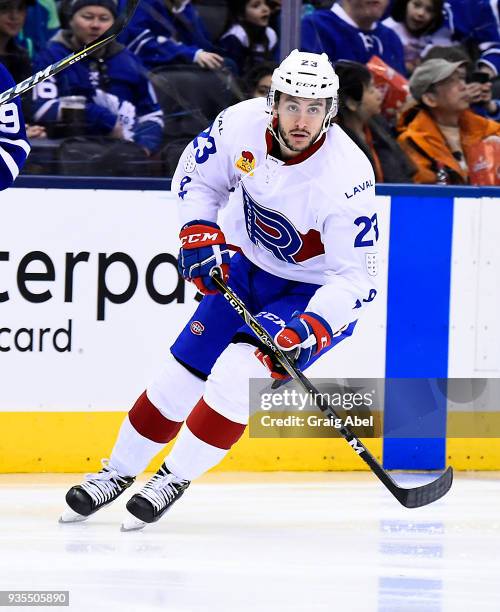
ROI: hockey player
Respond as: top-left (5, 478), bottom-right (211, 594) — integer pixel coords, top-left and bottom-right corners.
top-left (61, 49), bottom-right (379, 531)
top-left (0, 62), bottom-right (30, 188)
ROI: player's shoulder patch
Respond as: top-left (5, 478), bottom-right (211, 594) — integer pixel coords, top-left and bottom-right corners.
top-left (235, 150), bottom-right (256, 174)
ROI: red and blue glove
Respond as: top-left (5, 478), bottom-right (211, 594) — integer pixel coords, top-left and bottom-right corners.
top-left (256, 311), bottom-right (333, 379)
top-left (178, 220), bottom-right (230, 294)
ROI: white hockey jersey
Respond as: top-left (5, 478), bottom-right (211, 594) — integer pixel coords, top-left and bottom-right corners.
top-left (171, 97), bottom-right (379, 334)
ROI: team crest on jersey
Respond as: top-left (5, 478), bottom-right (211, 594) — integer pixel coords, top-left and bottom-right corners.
top-left (190, 321), bottom-right (205, 336)
top-left (235, 151), bottom-right (256, 174)
top-left (365, 253), bottom-right (378, 276)
top-left (242, 186), bottom-right (324, 264)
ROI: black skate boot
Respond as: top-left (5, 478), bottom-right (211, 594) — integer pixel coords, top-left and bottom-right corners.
top-left (60, 459), bottom-right (135, 523)
top-left (121, 463), bottom-right (190, 531)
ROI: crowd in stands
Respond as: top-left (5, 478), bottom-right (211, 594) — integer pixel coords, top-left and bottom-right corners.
top-left (0, 0), bottom-right (499, 183)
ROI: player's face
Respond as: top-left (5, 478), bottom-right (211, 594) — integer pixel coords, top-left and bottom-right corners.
top-left (245, 0), bottom-right (271, 27)
top-left (70, 6), bottom-right (114, 45)
top-left (275, 95), bottom-right (327, 156)
top-left (0, 0), bottom-right (27, 38)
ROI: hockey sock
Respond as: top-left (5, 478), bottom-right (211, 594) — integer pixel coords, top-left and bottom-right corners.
top-left (109, 391), bottom-right (182, 477)
top-left (129, 391), bottom-right (183, 443)
top-left (165, 398), bottom-right (246, 481)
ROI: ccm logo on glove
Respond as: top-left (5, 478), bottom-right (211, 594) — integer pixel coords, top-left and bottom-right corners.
top-left (178, 220), bottom-right (230, 295)
top-left (180, 231), bottom-right (221, 247)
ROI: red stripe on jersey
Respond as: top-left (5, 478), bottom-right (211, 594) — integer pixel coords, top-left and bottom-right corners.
top-left (186, 398), bottom-right (246, 450)
top-left (256, 216), bottom-right (280, 238)
top-left (129, 391), bottom-right (183, 444)
top-left (294, 228), bottom-right (325, 262)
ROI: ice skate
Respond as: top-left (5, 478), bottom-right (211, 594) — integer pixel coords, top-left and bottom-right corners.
top-left (60, 459), bottom-right (135, 523)
top-left (121, 463), bottom-right (190, 531)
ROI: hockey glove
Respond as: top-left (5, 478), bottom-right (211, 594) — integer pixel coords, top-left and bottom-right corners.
top-left (178, 220), bottom-right (230, 294)
top-left (256, 311), bottom-right (333, 379)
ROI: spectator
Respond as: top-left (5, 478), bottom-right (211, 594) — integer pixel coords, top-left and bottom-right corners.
top-left (119, 0), bottom-right (225, 71)
top-left (0, 0), bottom-right (32, 83)
top-left (219, 0), bottom-right (278, 75)
top-left (444, 0), bottom-right (500, 79)
top-left (301, 0), bottom-right (407, 76)
top-left (335, 60), bottom-right (415, 182)
top-left (32, 0), bottom-right (164, 157)
top-left (242, 60), bottom-right (277, 98)
top-left (424, 44), bottom-right (500, 121)
top-left (383, 0), bottom-right (450, 74)
top-left (0, 0), bottom-right (48, 138)
top-left (18, 0), bottom-right (60, 58)
top-left (397, 58), bottom-right (500, 183)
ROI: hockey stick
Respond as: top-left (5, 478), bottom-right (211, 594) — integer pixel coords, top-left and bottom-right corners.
top-left (209, 267), bottom-right (453, 509)
top-left (0, 0), bottom-right (141, 105)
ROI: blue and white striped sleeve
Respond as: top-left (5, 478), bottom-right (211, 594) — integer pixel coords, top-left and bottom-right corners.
top-left (0, 64), bottom-right (30, 189)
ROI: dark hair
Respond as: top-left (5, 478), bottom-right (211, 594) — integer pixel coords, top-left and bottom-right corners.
top-left (242, 61), bottom-right (277, 96)
top-left (422, 44), bottom-right (471, 65)
top-left (334, 60), bottom-right (372, 118)
top-left (391, 0), bottom-right (444, 34)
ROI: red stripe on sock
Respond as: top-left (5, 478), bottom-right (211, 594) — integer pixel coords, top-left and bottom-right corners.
top-left (129, 391), bottom-right (182, 444)
top-left (186, 398), bottom-right (246, 450)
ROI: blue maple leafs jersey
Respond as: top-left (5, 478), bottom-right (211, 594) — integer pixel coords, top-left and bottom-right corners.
top-left (301, 5), bottom-right (407, 76)
top-left (0, 63), bottom-right (30, 189)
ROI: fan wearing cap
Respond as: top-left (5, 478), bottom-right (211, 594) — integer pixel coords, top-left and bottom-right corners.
top-left (397, 58), bottom-right (500, 184)
top-left (31, 0), bottom-right (164, 155)
top-left (61, 50), bottom-right (380, 530)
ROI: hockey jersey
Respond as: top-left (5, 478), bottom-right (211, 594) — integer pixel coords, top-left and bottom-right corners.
top-left (172, 97), bottom-right (379, 334)
top-left (32, 32), bottom-right (164, 153)
top-left (0, 63), bottom-right (30, 189)
top-left (301, 4), bottom-right (407, 76)
top-left (118, 0), bottom-right (215, 68)
top-left (444, 0), bottom-right (500, 75)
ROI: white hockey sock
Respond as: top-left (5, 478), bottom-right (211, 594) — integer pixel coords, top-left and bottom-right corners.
top-left (109, 415), bottom-right (165, 477)
top-left (165, 425), bottom-right (227, 481)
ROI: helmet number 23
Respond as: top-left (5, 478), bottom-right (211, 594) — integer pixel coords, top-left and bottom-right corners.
top-left (354, 214), bottom-right (379, 247)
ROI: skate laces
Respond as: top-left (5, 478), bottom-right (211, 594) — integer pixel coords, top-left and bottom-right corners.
top-left (139, 465), bottom-right (189, 512)
top-left (80, 458), bottom-right (129, 506)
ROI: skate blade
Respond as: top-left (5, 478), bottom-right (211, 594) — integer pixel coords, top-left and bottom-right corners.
top-left (59, 507), bottom-right (89, 523)
top-left (120, 512), bottom-right (147, 532)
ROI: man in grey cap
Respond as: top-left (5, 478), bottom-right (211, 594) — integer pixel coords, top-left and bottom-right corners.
top-left (397, 58), bottom-right (500, 184)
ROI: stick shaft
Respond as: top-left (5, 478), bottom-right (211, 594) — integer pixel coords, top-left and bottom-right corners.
top-left (209, 267), bottom-right (453, 508)
top-left (0, 0), bottom-right (140, 105)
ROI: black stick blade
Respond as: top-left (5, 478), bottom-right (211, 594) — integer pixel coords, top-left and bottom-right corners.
top-left (393, 466), bottom-right (453, 508)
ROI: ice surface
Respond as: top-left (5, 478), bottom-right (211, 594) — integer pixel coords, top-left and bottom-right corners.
top-left (0, 472), bottom-right (498, 612)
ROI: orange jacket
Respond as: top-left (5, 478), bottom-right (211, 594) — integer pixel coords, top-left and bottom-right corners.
top-left (397, 108), bottom-right (500, 184)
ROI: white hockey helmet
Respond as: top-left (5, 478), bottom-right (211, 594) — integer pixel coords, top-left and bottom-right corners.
top-left (268, 49), bottom-right (339, 138)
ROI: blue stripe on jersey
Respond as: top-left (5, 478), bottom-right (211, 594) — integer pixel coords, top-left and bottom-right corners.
top-left (383, 195), bottom-right (454, 470)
